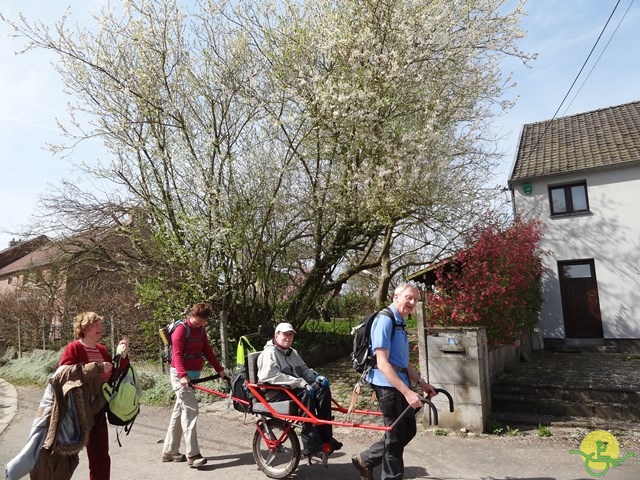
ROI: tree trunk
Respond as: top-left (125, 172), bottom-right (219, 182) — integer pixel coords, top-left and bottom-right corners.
top-left (219, 309), bottom-right (230, 368)
top-left (376, 227), bottom-right (393, 308)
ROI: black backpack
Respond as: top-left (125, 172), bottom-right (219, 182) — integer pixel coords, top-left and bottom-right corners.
top-left (230, 366), bottom-right (252, 413)
top-left (229, 328), bottom-right (274, 412)
top-left (350, 307), bottom-right (397, 373)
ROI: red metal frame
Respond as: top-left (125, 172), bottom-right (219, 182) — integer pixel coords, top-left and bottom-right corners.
top-left (255, 418), bottom-right (296, 451)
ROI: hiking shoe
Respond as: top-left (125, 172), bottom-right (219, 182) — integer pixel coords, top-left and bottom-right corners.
top-left (161, 453), bottom-right (186, 463)
top-left (187, 454), bottom-right (207, 468)
top-left (301, 445), bottom-right (321, 457)
top-left (351, 453), bottom-right (373, 480)
top-left (329, 437), bottom-right (343, 451)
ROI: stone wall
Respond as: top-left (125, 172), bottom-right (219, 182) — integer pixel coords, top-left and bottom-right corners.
top-left (487, 331), bottom-right (534, 381)
top-left (425, 327), bottom-right (490, 433)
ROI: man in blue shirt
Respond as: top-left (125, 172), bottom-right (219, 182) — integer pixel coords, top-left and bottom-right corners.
top-left (352, 283), bottom-right (437, 480)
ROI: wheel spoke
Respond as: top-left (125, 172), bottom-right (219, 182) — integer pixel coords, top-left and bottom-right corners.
top-left (252, 419), bottom-right (301, 479)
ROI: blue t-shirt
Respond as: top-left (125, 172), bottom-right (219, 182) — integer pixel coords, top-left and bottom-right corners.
top-left (365, 305), bottom-right (410, 387)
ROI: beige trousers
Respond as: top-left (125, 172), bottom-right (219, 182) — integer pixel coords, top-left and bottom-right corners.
top-left (162, 370), bottom-right (200, 458)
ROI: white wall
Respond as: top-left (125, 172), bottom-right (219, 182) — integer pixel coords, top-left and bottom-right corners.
top-left (0, 275), bottom-right (22, 295)
top-left (512, 164), bottom-right (640, 339)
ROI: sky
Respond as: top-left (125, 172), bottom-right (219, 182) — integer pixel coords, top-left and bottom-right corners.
top-left (1, 0), bottom-right (639, 250)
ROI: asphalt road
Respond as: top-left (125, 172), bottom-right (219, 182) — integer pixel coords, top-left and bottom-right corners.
top-left (2, 384), bottom-right (640, 480)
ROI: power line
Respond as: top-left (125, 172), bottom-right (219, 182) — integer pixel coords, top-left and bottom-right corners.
top-left (550, 0), bottom-right (624, 121)
top-left (562, 0), bottom-right (635, 116)
top-left (513, 0), bottom-right (628, 178)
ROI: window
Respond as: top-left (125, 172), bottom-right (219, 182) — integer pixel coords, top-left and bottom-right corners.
top-left (548, 181), bottom-right (589, 215)
top-left (562, 263), bottom-right (592, 279)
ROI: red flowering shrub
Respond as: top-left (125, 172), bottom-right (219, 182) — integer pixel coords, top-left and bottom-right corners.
top-left (426, 216), bottom-right (545, 347)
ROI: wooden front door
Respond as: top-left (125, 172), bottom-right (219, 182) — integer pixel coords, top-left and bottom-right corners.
top-left (558, 259), bottom-right (603, 338)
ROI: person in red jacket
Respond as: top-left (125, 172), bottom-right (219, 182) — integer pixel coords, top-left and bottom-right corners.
top-left (59, 311), bottom-right (129, 480)
top-left (161, 302), bottom-right (229, 468)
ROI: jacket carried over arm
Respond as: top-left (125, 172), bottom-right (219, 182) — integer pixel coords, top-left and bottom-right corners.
top-left (257, 340), bottom-right (317, 390)
top-left (5, 362), bottom-right (109, 480)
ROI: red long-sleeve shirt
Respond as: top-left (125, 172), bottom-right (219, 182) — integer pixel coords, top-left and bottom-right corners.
top-left (59, 340), bottom-right (130, 383)
top-left (171, 318), bottom-right (224, 379)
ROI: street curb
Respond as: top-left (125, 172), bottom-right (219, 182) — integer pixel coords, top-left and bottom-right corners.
top-left (0, 378), bottom-right (18, 436)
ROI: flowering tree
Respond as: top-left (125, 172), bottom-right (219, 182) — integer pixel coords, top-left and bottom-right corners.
top-left (426, 217), bottom-right (546, 347)
top-left (3, 0), bottom-right (531, 361)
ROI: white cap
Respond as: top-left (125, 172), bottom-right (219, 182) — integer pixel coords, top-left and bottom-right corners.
top-left (275, 322), bottom-right (296, 334)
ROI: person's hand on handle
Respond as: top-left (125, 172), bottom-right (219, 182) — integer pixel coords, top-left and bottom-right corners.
top-left (419, 379), bottom-right (438, 399)
top-left (404, 389), bottom-right (424, 409)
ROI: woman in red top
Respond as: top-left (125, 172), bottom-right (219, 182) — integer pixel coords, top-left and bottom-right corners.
top-left (161, 302), bottom-right (228, 468)
top-left (59, 312), bottom-right (129, 480)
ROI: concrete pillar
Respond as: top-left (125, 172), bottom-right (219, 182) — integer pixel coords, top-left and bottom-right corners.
top-left (424, 327), bottom-right (490, 433)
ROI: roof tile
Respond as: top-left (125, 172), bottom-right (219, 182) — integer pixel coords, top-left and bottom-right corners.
top-left (510, 100), bottom-right (640, 182)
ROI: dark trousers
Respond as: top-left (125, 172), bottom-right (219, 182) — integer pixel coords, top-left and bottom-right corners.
top-left (270, 385), bottom-right (333, 444)
top-left (86, 411), bottom-right (111, 480)
top-left (359, 385), bottom-right (416, 480)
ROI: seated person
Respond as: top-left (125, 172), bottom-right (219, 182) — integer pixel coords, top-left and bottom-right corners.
top-left (257, 322), bottom-right (342, 455)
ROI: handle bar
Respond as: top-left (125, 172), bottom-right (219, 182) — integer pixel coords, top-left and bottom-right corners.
top-left (190, 373), bottom-right (222, 385)
top-left (390, 387), bottom-right (454, 430)
top-left (391, 396), bottom-right (437, 429)
top-left (434, 388), bottom-right (454, 412)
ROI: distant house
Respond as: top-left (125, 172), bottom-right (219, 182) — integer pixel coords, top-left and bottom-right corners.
top-left (0, 236), bottom-right (71, 342)
top-left (0, 236), bottom-right (53, 294)
top-left (508, 101), bottom-right (640, 352)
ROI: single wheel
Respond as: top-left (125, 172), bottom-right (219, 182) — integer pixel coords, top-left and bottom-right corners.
top-left (252, 419), bottom-right (300, 479)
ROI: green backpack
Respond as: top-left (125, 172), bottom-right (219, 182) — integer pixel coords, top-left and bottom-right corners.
top-left (102, 357), bottom-right (141, 444)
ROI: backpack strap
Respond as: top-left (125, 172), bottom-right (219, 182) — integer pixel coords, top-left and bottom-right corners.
top-left (375, 307), bottom-right (398, 343)
top-left (179, 320), bottom-right (204, 360)
top-left (348, 308), bottom-right (396, 414)
top-left (372, 307), bottom-right (406, 371)
top-left (382, 307), bottom-right (407, 341)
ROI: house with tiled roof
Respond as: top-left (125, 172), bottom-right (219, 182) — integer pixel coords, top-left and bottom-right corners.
top-left (0, 236), bottom-right (53, 294)
top-left (0, 230), bottom-right (138, 350)
top-left (508, 100), bottom-right (640, 352)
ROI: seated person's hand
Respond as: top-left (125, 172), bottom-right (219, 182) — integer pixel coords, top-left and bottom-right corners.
top-left (315, 375), bottom-right (329, 388)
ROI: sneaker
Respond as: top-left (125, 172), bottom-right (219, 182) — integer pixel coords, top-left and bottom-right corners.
top-left (351, 453), bottom-right (373, 480)
top-left (161, 453), bottom-right (186, 463)
top-left (187, 454), bottom-right (207, 468)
